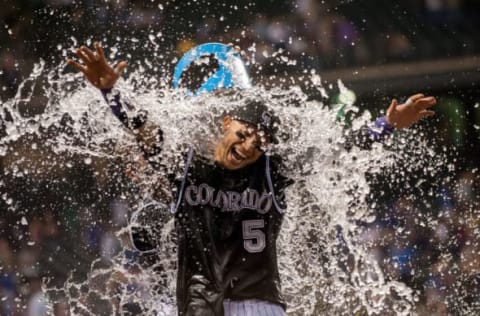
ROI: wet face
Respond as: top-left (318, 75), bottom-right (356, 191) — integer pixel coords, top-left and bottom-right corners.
top-left (214, 116), bottom-right (268, 170)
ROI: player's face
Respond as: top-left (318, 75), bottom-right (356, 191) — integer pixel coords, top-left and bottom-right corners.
top-left (215, 117), bottom-right (267, 170)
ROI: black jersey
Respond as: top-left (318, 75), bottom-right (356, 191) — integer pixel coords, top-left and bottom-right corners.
top-left (171, 149), bottom-right (291, 316)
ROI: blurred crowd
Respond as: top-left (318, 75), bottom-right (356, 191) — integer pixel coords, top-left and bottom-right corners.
top-left (1, 0), bottom-right (480, 100)
top-left (363, 168), bottom-right (480, 314)
top-left (0, 190), bottom-right (130, 315)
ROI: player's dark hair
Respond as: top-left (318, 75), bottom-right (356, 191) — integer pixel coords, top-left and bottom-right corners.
top-left (178, 54), bottom-right (219, 92)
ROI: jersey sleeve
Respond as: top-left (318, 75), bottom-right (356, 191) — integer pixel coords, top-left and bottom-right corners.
top-left (343, 115), bottom-right (394, 150)
top-left (101, 88), bottom-right (167, 168)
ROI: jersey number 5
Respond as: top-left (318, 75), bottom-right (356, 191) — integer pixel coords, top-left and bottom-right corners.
top-left (242, 219), bottom-right (266, 253)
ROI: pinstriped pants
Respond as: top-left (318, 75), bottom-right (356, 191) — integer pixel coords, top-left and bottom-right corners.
top-left (223, 300), bottom-right (286, 316)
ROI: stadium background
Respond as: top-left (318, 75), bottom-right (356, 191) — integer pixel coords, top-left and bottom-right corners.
top-left (0, 0), bottom-right (479, 315)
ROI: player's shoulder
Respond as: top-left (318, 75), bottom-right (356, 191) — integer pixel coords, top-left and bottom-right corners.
top-left (266, 153), bottom-right (285, 172)
top-left (267, 154), bottom-right (294, 188)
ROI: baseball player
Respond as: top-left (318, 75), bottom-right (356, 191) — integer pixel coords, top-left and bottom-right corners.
top-left (67, 42), bottom-right (436, 316)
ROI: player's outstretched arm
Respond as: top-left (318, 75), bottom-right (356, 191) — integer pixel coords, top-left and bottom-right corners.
top-left (66, 42), bottom-right (135, 129)
top-left (344, 93), bottom-right (437, 150)
top-left (67, 43), bottom-right (164, 163)
top-left (67, 42), bottom-right (127, 89)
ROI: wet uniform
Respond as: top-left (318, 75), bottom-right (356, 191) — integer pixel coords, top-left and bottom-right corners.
top-left (172, 151), bottom-right (291, 315)
top-left (102, 88), bottom-right (393, 315)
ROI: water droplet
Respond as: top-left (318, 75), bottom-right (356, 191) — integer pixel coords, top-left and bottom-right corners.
top-left (21, 217), bottom-right (28, 225)
top-left (148, 34), bottom-right (156, 45)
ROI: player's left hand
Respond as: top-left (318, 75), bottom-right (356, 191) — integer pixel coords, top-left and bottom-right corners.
top-left (386, 93), bottom-right (436, 129)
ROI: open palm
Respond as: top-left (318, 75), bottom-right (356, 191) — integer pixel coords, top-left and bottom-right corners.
top-left (67, 42), bottom-right (127, 90)
top-left (386, 93), bottom-right (436, 129)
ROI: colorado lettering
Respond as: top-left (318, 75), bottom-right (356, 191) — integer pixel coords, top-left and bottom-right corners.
top-left (184, 184), bottom-right (272, 213)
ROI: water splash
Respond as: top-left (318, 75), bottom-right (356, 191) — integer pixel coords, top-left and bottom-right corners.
top-left (0, 45), bottom-right (458, 315)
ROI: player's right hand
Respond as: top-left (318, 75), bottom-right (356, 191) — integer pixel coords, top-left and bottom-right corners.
top-left (67, 42), bottom-right (127, 90)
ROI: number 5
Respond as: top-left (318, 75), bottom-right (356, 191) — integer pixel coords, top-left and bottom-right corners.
top-left (242, 219), bottom-right (266, 253)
